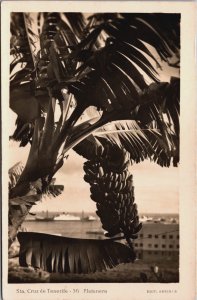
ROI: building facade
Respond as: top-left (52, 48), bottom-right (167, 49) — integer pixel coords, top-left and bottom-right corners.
top-left (134, 222), bottom-right (179, 262)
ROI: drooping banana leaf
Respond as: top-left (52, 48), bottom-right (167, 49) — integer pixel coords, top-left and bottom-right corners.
top-left (73, 77), bottom-right (179, 168)
top-left (18, 232), bottom-right (135, 274)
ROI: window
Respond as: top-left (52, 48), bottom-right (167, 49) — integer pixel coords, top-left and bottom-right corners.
top-left (169, 235), bottom-right (173, 239)
top-left (135, 243), bottom-right (138, 247)
top-left (148, 234), bottom-right (152, 238)
top-left (177, 245), bottom-right (179, 249)
top-left (154, 251), bottom-right (158, 255)
top-left (162, 235), bottom-right (166, 239)
top-left (140, 234), bottom-right (143, 238)
top-left (155, 235), bottom-right (158, 238)
top-left (169, 245), bottom-right (173, 248)
top-left (148, 244), bottom-right (152, 248)
top-left (140, 243), bottom-right (143, 247)
top-left (162, 244), bottom-right (166, 248)
top-left (148, 251), bottom-right (152, 255)
top-left (154, 244), bottom-right (158, 248)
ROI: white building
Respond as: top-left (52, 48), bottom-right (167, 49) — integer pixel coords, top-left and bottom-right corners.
top-left (134, 222), bottom-right (179, 261)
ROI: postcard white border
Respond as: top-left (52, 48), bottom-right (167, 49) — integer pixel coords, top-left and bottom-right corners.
top-left (1, 1), bottom-right (196, 300)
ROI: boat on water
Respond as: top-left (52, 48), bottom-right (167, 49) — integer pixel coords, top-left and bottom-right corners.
top-left (80, 211), bottom-right (96, 222)
top-left (139, 215), bottom-right (153, 223)
top-left (35, 211), bottom-right (54, 222)
top-left (81, 215), bottom-right (96, 222)
top-left (54, 212), bottom-right (80, 221)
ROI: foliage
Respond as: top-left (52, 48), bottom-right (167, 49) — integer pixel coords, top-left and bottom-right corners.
top-left (8, 162), bottom-right (64, 245)
top-left (9, 12), bottom-right (180, 273)
top-left (10, 13), bottom-right (180, 180)
top-left (18, 232), bottom-right (135, 273)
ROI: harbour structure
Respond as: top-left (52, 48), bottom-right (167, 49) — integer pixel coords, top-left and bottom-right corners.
top-left (134, 221), bottom-right (179, 262)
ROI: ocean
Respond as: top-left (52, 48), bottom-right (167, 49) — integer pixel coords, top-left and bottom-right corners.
top-left (23, 220), bottom-right (104, 239)
top-left (23, 212), bottom-right (178, 240)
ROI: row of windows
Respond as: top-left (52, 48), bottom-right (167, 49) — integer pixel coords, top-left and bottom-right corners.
top-left (135, 243), bottom-right (179, 249)
top-left (147, 251), bottom-right (177, 256)
top-left (137, 234), bottom-right (179, 239)
top-left (136, 251), bottom-right (179, 259)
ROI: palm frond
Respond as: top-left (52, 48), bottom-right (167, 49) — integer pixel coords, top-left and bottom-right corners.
top-left (10, 117), bottom-right (34, 147)
top-left (18, 232), bottom-right (135, 274)
top-left (73, 76), bottom-right (179, 167)
top-left (9, 195), bottom-right (41, 246)
top-left (10, 83), bottom-right (41, 122)
top-left (136, 77), bottom-right (180, 166)
top-left (48, 184), bottom-right (64, 197)
top-left (95, 120), bottom-right (178, 167)
top-left (36, 12), bottom-right (81, 89)
top-left (10, 13), bottom-right (180, 158)
top-left (95, 121), bottom-right (156, 164)
top-left (9, 194), bottom-right (40, 208)
top-left (63, 13), bottom-right (86, 39)
top-left (10, 12), bottom-right (86, 140)
top-left (67, 13), bottom-right (180, 114)
top-left (10, 13), bottom-right (37, 87)
top-left (72, 103), bottom-right (175, 171)
top-left (9, 162), bottom-right (24, 190)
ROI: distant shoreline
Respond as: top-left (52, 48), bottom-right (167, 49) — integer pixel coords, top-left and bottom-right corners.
top-left (30, 211), bottom-right (179, 215)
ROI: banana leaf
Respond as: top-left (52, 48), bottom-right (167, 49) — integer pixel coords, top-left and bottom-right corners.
top-left (18, 232), bottom-right (135, 274)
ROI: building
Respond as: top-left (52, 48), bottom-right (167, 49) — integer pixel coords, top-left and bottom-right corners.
top-left (134, 221), bottom-right (179, 262)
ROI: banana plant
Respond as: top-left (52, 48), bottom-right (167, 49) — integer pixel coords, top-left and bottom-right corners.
top-left (9, 12), bottom-right (180, 273)
top-left (8, 162), bottom-right (64, 247)
top-left (10, 12), bottom-right (180, 193)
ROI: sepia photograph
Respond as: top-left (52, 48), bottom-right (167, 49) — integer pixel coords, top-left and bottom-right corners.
top-left (1, 1), bottom-right (196, 300)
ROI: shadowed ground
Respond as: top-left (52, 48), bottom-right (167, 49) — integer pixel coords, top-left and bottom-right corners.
top-left (8, 258), bottom-right (179, 283)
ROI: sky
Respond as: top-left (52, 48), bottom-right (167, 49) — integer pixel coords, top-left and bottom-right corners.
top-left (9, 132), bottom-right (179, 214)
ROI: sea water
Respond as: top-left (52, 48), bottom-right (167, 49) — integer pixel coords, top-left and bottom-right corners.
top-left (23, 220), bottom-right (104, 239)
top-left (23, 213), bottom-right (178, 240)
